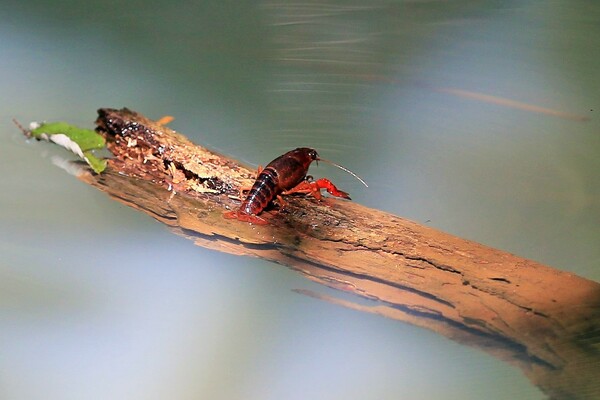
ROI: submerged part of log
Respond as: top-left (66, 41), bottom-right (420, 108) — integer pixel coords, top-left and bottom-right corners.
top-left (85, 108), bottom-right (598, 399)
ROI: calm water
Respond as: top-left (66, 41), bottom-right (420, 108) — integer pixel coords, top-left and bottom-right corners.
top-left (1, 1), bottom-right (598, 399)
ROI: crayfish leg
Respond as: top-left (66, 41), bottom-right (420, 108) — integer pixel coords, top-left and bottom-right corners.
top-left (282, 181), bottom-right (322, 200)
top-left (275, 195), bottom-right (288, 210)
top-left (223, 210), bottom-right (268, 225)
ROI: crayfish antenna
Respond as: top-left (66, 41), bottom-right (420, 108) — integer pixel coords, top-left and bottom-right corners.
top-left (316, 157), bottom-right (368, 188)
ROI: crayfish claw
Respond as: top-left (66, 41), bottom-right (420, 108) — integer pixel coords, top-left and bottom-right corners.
top-left (313, 178), bottom-right (351, 199)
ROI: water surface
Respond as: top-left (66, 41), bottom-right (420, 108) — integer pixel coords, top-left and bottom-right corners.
top-left (1, 1), bottom-right (598, 399)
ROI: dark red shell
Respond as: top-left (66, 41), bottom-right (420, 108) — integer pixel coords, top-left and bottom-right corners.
top-left (239, 147), bottom-right (318, 216)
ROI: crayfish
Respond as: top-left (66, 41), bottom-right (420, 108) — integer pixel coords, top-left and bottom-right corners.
top-left (224, 147), bottom-right (367, 225)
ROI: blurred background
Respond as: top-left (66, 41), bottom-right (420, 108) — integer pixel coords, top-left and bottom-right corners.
top-left (1, 1), bottom-right (598, 399)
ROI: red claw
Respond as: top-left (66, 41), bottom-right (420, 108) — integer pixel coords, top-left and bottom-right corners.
top-left (314, 178), bottom-right (351, 199)
top-left (283, 178), bottom-right (350, 200)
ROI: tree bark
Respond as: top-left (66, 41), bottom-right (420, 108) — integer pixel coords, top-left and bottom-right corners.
top-left (79, 108), bottom-right (600, 399)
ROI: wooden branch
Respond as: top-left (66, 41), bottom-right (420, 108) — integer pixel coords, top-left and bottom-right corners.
top-left (72, 108), bottom-right (600, 399)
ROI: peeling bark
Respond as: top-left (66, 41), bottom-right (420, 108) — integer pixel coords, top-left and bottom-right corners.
top-left (77, 108), bottom-right (600, 399)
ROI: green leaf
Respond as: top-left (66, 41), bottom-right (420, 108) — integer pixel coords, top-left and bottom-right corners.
top-left (30, 122), bottom-right (105, 151)
top-left (82, 151), bottom-right (108, 174)
top-left (29, 122), bottom-right (107, 173)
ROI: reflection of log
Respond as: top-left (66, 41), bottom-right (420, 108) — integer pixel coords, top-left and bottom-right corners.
top-left (86, 108), bottom-right (599, 399)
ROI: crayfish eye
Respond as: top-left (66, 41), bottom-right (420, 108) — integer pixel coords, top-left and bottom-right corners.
top-left (308, 149), bottom-right (318, 160)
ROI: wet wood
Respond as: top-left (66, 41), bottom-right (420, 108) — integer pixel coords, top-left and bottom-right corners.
top-left (84, 108), bottom-right (599, 399)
